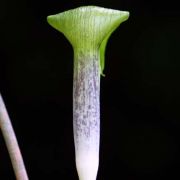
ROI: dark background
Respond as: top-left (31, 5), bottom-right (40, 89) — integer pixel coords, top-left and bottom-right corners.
top-left (1, 0), bottom-right (180, 179)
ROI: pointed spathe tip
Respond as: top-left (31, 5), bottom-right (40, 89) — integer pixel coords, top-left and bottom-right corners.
top-left (47, 14), bottom-right (64, 33)
top-left (118, 11), bottom-right (130, 22)
top-left (47, 15), bottom-right (51, 23)
top-left (47, 15), bottom-right (56, 28)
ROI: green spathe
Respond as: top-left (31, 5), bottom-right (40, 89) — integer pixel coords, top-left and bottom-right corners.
top-left (47, 6), bottom-right (129, 75)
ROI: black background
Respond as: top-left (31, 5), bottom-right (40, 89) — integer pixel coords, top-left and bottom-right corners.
top-left (1, 0), bottom-right (180, 179)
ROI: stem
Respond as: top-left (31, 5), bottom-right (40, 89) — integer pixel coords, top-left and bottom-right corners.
top-left (73, 50), bottom-right (100, 180)
top-left (47, 6), bottom-right (129, 180)
top-left (0, 94), bottom-right (28, 180)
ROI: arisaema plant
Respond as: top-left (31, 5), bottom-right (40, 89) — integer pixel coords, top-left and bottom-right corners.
top-left (47, 6), bottom-right (129, 180)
